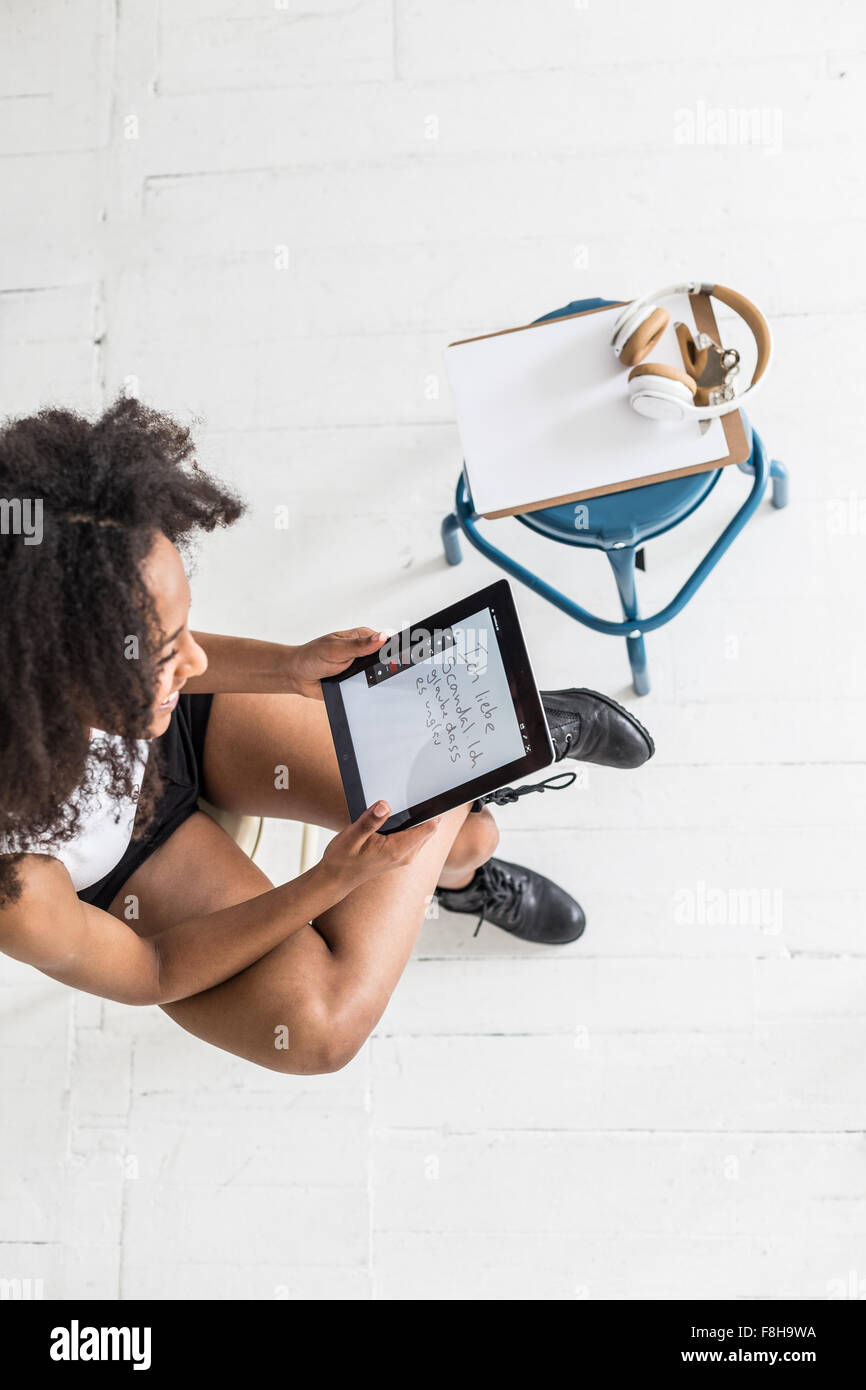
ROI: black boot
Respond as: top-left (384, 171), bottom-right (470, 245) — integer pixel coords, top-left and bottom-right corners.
top-left (541, 688), bottom-right (654, 769)
top-left (435, 856), bottom-right (585, 944)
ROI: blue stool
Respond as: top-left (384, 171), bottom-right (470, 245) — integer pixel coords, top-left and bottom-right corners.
top-left (441, 296), bottom-right (788, 695)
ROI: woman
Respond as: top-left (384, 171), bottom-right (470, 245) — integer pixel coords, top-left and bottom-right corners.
top-left (0, 398), bottom-right (653, 1074)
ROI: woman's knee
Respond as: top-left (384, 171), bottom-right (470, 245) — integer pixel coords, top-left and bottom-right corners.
top-left (448, 805), bottom-right (499, 870)
top-left (268, 989), bottom-right (371, 1076)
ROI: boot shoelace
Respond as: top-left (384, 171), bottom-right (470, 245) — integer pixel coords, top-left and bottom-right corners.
top-left (479, 770), bottom-right (577, 808)
top-left (550, 705), bottom-right (584, 759)
top-left (466, 770), bottom-right (578, 934)
top-left (472, 860), bottom-right (526, 936)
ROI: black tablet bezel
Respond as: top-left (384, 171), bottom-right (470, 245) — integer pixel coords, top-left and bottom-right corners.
top-left (321, 579), bottom-right (554, 833)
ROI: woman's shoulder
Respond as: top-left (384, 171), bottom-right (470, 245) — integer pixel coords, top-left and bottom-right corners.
top-left (0, 851), bottom-right (79, 968)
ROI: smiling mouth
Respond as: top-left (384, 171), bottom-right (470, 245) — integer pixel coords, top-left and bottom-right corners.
top-left (158, 689), bottom-right (181, 712)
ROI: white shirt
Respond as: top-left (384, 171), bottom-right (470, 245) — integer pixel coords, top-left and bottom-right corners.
top-left (2, 728), bottom-right (151, 892)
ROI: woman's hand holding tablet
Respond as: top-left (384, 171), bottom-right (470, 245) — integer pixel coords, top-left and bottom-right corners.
top-left (320, 800), bottom-right (441, 889)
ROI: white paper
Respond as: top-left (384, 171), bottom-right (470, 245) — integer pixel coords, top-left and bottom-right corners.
top-left (443, 295), bottom-right (728, 517)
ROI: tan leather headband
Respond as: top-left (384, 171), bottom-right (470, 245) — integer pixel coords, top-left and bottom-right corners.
top-left (704, 284), bottom-right (771, 384)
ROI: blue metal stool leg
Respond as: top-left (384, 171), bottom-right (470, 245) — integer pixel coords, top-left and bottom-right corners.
top-left (453, 431), bottom-right (769, 638)
top-left (441, 511), bottom-right (463, 565)
top-left (769, 458), bottom-right (788, 509)
top-left (606, 546), bottom-right (650, 696)
top-left (739, 437), bottom-right (787, 511)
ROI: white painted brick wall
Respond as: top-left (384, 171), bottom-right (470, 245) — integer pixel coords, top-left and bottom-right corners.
top-left (1, 0), bottom-right (865, 1300)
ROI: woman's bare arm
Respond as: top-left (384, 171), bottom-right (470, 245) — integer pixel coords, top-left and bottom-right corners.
top-left (183, 632), bottom-right (299, 695)
top-left (0, 855), bottom-right (343, 1007)
top-left (0, 809), bottom-right (436, 1007)
top-left (183, 628), bottom-right (387, 700)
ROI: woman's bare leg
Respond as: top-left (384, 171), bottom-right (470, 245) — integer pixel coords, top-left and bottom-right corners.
top-left (103, 689), bottom-right (500, 1074)
top-left (110, 797), bottom-right (497, 1074)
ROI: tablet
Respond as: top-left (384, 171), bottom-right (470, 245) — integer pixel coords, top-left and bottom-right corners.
top-left (321, 579), bottom-right (555, 832)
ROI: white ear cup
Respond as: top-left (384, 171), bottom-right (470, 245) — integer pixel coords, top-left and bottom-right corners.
top-left (627, 375), bottom-right (696, 421)
top-left (611, 303), bottom-right (659, 359)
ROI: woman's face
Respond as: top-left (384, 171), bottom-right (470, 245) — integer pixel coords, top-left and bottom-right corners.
top-left (140, 532), bottom-right (208, 736)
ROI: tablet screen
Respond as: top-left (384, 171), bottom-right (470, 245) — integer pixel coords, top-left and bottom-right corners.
top-left (338, 603), bottom-right (526, 816)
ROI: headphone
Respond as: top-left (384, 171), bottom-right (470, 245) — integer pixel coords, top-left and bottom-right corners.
top-left (610, 281), bottom-right (772, 422)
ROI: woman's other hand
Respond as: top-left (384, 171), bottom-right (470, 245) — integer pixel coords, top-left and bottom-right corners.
top-left (321, 802), bottom-right (440, 893)
top-left (288, 628), bottom-right (387, 700)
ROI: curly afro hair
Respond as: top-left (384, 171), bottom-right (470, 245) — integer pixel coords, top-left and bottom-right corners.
top-left (0, 394), bottom-right (245, 905)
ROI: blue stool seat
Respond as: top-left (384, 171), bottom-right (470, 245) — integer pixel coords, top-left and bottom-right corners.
top-left (441, 296), bottom-right (788, 696)
top-left (516, 468), bottom-right (722, 551)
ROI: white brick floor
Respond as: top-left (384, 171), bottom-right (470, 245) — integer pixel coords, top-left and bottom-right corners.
top-left (2, 0), bottom-right (865, 1300)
